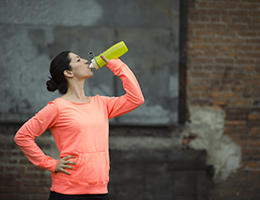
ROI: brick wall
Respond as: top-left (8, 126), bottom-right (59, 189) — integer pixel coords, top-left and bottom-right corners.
top-left (187, 0), bottom-right (260, 199)
top-left (0, 125), bottom-right (52, 200)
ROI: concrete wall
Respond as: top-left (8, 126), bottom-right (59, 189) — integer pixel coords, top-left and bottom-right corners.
top-left (0, 0), bottom-right (179, 125)
top-left (0, 1), bottom-right (188, 199)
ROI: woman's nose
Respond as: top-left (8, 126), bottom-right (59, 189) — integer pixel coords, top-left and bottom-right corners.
top-left (84, 59), bottom-right (88, 64)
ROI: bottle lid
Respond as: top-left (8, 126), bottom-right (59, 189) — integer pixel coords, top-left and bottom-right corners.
top-left (91, 58), bottom-right (100, 69)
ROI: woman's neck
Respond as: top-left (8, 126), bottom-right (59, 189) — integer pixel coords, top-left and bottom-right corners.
top-left (62, 80), bottom-right (89, 103)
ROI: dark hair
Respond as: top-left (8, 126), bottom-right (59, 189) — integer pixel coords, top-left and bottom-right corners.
top-left (46, 51), bottom-right (71, 94)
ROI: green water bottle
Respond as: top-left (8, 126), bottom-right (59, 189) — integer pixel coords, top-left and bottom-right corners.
top-left (88, 41), bottom-right (128, 69)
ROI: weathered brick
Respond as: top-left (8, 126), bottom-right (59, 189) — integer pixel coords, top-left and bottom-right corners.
top-left (224, 38), bottom-right (244, 44)
top-left (8, 159), bottom-right (18, 164)
top-left (201, 92), bottom-right (221, 98)
top-left (195, 31), bottom-right (215, 36)
top-left (229, 10), bottom-right (249, 16)
top-left (196, 2), bottom-right (208, 8)
top-left (243, 148), bottom-right (259, 156)
top-left (19, 158), bottom-right (31, 164)
top-left (188, 22), bottom-right (206, 29)
top-left (188, 8), bottom-right (207, 15)
top-left (189, 85), bottom-right (208, 91)
top-left (190, 92), bottom-right (200, 98)
top-left (208, 3), bottom-right (218, 8)
top-left (239, 3), bottom-right (259, 9)
top-left (204, 66), bottom-right (214, 70)
top-left (207, 24), bottom-right (226, 29)
top-left (211, 100), bottom-right (227, 106)
top-left (208, 10), bottom-right (228, 15)
top-left (212, 17), bottom-right (221, 23)
top-left (248, 112), bottom-right (260, 120)
top-left (236, 59), bottom-right (255, 64)
top-left (216, 31), bottom-right (236, 36)
top-left (190, 72), bottom-right (212, 77)
top-left (222, 93), bottom-right (242, 98)
top-left (250, 11), bottom-right (260, 17)
top-left (254, 47), bottom-right (260, 52)
top-left (252, 127), bottom-right (260, 134)
top-left (232, 73), bottom-right (252, 79)
top-left (204, 51), bottom-right (223, 56)
top-left (194, 58), bottom-right (214, 63)
top-left (253, 74), bottom-right (260, 79)
top-left (245, 67), bottom-right (256, 72)
top-left (218, 3), bottom-right (237, 8)
top-left (237, 31), bottom-right (257, 37)
top-left (204, 38), bottom-right (225, 43)
top-left (212, 73), bottom-right (232, 79)
top-left (232, 100), bottom-right (252, 107)
top-left (5, 166), bottom-right (26, 172)
top-left (215, 58), bottom-right (234, 64)
top-left (189, 37), bottom-right (204, 42)
top-left (188, 16), bottom-right (200, 22)
top-left (23, 180), bottom-right (50, 187)
top-left (200, 16), bottom-right (211, 22)
top-left (213, 45), bottom-right (233, 51)
top-left (245, 38), bottom-right (260, 44)
top-left (225, 120), bottom-right (247, 126)
top-left (27, 166), bottom-right (43, 172)
top-left (239, 53), bottom-right (259, 58)
top-left (228, 24), bottom-right (247, 30)
top-left (249, 141), bottom-right (260, 146)
top-left (248, 25), bottom-right (260, 31)
top-left (187, 50), bottom-right (203, 56)
top-left (191, 99), bottom-right (211, 105)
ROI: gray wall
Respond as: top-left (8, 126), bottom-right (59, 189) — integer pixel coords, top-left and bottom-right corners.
top-left (0, 0), bottom-right (179, 125)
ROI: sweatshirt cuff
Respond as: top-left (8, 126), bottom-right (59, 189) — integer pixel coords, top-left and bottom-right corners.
top-left (107, 58), bottom-right (126, 76)
top-left (39, 156), bottom-right (58, 173)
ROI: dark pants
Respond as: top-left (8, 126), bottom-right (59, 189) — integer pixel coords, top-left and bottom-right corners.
top-left (48, 191), bottom-right (109, 200)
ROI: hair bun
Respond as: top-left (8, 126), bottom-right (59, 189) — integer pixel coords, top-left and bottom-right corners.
top-left (46, 77), bottom-right (58, 92)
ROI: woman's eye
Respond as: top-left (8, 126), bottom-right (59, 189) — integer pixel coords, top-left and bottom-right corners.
top-left (77, 59), bottom-right (80, 62)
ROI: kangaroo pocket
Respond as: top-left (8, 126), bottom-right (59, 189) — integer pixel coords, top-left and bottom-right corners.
top-left (51, 151), bottom-right (110, 184)
top-left (71, 151), bottom-right (109, 184)
top-left (51, 154), bottom-right (80, 180)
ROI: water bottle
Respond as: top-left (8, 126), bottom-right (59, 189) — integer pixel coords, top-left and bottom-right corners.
top-left (88, 41), bottom-right (128, 69)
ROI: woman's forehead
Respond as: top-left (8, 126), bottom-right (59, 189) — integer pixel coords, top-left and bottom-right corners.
top-left (69, 52), bottom-right (79, 62)
top-left (69, 52), bottom-right (77, 58)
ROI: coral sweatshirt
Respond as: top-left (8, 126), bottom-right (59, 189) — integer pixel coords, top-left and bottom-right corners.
top-left (14, 59), bottom-right (144, 195)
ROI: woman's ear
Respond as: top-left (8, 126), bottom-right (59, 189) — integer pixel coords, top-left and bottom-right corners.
top-left (64, 70), bottom-right (74, 78)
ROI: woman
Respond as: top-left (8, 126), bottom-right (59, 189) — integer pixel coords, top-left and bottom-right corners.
top-left (14, 51), bottom-right (144, 200)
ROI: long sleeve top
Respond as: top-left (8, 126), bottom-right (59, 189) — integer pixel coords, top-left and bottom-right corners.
top-left (14, 59), bottom-right (144, 195)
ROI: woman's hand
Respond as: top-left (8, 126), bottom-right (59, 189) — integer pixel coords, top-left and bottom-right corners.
top-left (100, 55), bottom-right (109, 67)
top-left (55, 155), bottom-right (76, 175)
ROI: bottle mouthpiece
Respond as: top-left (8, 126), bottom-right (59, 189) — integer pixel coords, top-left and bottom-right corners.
top-left (89, 63), bottom-right (94, 69)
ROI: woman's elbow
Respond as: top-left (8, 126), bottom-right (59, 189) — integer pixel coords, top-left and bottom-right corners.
top-left (14, 132), bottom-right (25, 146)
top-left (137, 95), bottom-right (145, 106)
top-left (14, 133), bottom-right (21, 145)
top-left (140, 96), bottom-right (145, 105)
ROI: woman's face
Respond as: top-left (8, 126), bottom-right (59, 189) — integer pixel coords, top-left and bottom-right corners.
top-left (68, 52), bottom-right (93, 79)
